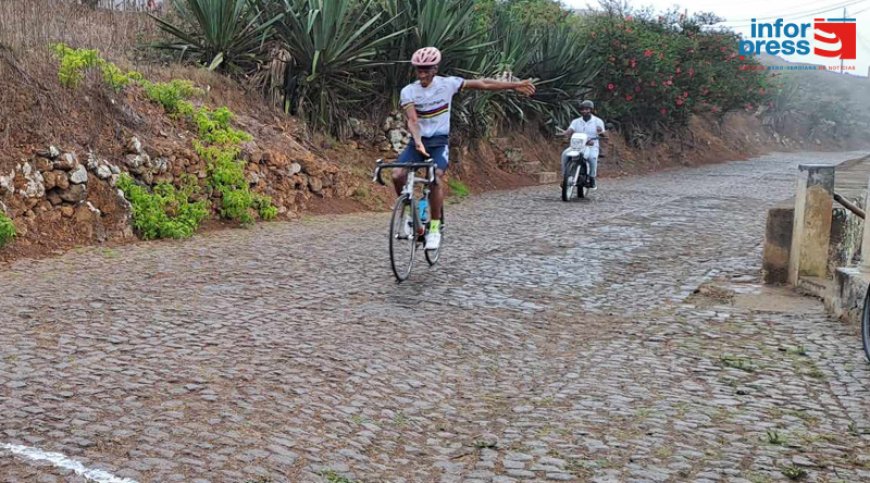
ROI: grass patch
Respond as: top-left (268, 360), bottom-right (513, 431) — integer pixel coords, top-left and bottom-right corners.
top-left (765, 429), bottom-right (787, 446)
top-left (447, 178), bottom-right (470, 198)
top-left (781, 465), bottom-right (808, 480)
top-left (320, 469), bottom-right (354, 483)
top-left (720, 354), bottom-right (757, 372)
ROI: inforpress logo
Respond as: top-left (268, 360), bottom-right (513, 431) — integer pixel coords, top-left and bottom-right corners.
top-left (739, 17), bottom-right (857, 60)
top-left (814, 17), bottom-right (857, 59)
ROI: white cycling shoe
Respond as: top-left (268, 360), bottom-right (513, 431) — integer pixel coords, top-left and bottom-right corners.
top-left (425, 231), bottom-right (441, 250)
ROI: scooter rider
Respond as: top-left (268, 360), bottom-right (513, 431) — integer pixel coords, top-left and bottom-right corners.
top-left (562, 100), bottom-right (606, 190)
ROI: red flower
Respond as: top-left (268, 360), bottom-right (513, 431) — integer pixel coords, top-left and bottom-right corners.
top-left (683, 91), bottom-right (689, 98)
top-left (664, 80), bottom-right (673, 86)
top-left (675, 98), bottom-right (684, 106)
top-left (643, 49), bottom-right (654, 57)
top-left (626, 15), bottom-right (634, 21)
top-left (629, 59), bottom-right (637, 68)
top-left (688, 67), bottom-right (695, 78)
top-left (625, 94), bottom-right (633, 101)
top-left (676, 67), bottom-right (681, 74)
top-left (660, 108), bottom-right (668, 116)
top-left (607, 83), bottom-right (616, 91)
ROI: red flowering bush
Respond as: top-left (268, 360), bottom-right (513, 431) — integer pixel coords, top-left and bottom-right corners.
top-left (579, 12), bottom-right (770, 145)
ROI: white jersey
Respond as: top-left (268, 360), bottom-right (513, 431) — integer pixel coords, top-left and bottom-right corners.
top-left (569, 115), bottom-right (606, 147)
top-left (400, 76), bottom-right (465, 138)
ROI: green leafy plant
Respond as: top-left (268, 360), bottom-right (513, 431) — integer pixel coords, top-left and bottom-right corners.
top-left (51, 43), bottom-right (142, 90)
top-left (152, 0), bottom-right (281, 73)
top-left (253, 194), bottom-right (278, 220)
top-left (0, 212), bottom-right (16, 247)
top-left (117, 174), bottom-right (209, 240)
top-left (142, 79), bottom-right (204, 113)
top-left (191, 105), bottom-right (253, 144)
top-left (51, 43), bottom-right (101, 87)
top-left (196, 143), bottom-right (262, 224)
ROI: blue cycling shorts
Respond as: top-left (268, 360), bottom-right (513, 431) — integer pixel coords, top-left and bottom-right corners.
top-left (397, 135), bottom-right (449, 172)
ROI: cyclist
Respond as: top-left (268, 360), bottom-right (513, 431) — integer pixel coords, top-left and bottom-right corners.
top-left (393, 46), bottom-right (536, 250)
top-left (562, 100), bottom-right (606, 190)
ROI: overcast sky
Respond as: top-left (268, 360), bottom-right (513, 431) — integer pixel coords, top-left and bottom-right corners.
top-left (563, 0), bottom-right (870, 77)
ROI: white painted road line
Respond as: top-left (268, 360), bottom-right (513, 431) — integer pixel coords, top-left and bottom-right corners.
top-left (2, 443), bottom-right (138, 483)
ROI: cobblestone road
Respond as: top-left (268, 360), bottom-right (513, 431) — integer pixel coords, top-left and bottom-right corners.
top-left (2, 151), bottom-right (870, 483)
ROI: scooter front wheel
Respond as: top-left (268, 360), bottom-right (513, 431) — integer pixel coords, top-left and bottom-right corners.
top-left (561, 163), bottom-right (576, 201)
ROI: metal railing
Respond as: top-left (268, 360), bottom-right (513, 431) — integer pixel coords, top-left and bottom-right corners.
top-left (834, 193), bottom-right (866, 219)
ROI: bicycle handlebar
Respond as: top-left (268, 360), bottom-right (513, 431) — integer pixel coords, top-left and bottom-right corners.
top-left (372, 159), bottom-right (437, 186)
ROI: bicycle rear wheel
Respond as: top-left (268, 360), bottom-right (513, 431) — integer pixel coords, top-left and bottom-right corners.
top-left (425, 209), bottom-right (443, 266)
top-left (389, 195), bottom-right (416, 282)
top-left (862, 286), bottom-right (870, 362)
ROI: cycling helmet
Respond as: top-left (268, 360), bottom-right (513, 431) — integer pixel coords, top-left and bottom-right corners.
top-left (411, 47), bottom-right (442, 67)
top-left (580, 100), bottom-right (594, 109)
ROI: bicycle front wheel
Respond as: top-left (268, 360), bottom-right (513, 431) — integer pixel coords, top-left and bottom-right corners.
top-left (389, 195), bottom-right (416, 282)
top-left (862, 286), bottom-right (870, 362)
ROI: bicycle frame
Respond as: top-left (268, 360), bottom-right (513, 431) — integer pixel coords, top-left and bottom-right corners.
top-left (373, 159), bottom-right (437, 234)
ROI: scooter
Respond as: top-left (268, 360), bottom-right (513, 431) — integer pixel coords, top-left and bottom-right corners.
top-left (561, 132), bottom-right (595, 202)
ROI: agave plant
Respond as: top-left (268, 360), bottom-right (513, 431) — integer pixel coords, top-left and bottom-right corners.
top-left (519, 24), bottom-right (600, 130)
top-left (255, 0), bottom-right (406, 135)
top-left (379, 0), bottom-right (491, 109)
top-left (454, 10), bottom-right (599, 136)
top-left (152, 0), bottom-right (280, 73)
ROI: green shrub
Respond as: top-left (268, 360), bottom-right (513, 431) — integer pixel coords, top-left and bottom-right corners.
top-left (117, 174), bottom-right (208, 240)
top-left (0, 212), bottom-right (16, 247)
top-left (51, 43), bottom-right (142, 90)
top-left (51, 43), bottom-right (101, 87)
top-left (253, 195), bottom-right (278, 220)
top-left (196, 143), bottom-right (255, 224)
top-left (192, 106), bottom-right (252, 144)
top-left (142, 80), bottom-right (204, 113)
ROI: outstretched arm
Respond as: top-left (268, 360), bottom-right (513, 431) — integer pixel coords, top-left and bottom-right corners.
top-left (463, 78), bottom-right (536, 96)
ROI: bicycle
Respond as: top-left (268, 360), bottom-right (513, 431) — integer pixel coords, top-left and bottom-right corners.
top-left (862, 286), bottom-right (870, 362)
top-left (373, 159), bottom-right (444, 282)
